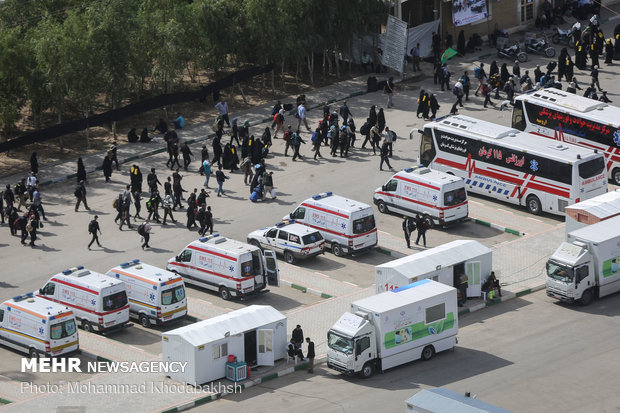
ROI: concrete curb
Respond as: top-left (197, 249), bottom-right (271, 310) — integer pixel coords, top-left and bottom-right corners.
top-left (77, 349), bottom-right (113, 364)
top-left (458, 283), bottom-right (545, 316)
top-left (469, 217), bottom-right (525, 236)
top-left (280, 279), bottom-right (334, 299)
top-left (0, 397), bottom-right (12, 405)
top-left (374, 246), bottom-right (407, 259)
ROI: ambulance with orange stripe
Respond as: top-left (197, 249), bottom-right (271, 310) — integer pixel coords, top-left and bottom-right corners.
top-left (286, 192), bottom-right (377, 256)
top-left (105, 260), bottom-right (187, 328)
top-left (417, 115), bottom-right (608, 216)
top-left (167, 234), bottom-right (280, 301)
top-left (0, 293), bottom-right (78, 358)
top-left (37, 266), bottom-right (130, 333)
top-left (373, 166), bottom-right (468, 227)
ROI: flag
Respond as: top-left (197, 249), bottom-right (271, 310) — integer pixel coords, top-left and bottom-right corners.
top-left (441, 48), bottom-right (458, 64)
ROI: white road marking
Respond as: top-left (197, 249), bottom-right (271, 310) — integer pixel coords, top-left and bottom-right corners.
top-left (526, 217), bottom-right (543, 223)
top-left (343, 281), bottom-right (358, 287)
top-left (314, 272), bottom-right (330, 278)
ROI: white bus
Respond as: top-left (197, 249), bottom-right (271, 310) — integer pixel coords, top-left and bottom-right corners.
top-left (512, 88), bottom-right (620, 185)
top-left (418, 115), bottom-right (607, 216)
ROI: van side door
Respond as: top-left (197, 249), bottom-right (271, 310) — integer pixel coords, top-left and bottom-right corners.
top-left (263, 250), bottom-right (280, 287)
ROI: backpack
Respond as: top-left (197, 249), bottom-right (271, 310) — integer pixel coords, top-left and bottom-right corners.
top-left (88, 220), bottom-right (96, 234)
top-left (311, 131), bottom-right (319, 143)
top-left (360, 123), bottom-right (370, 135)
top-left (74, 186), bottom-right (82, 197)
top-left (137, 223), bottom-right (146, 236)
top-left (474, 66), bottom-right (482, 79)
top-left (283, 130), bottom-right (291, 142)
top-left (271, 106), bottom-right (278, 116)
top-left (453, 85), bottom-right (459, 95)
top-left (391, 130), bottom-right (398, 141)
top-left (112, 198), bottom-right (118, 209)
top-left (481, 84), bottom-right (489, 95)
top-left (14, 183), bottom-right (23, 195)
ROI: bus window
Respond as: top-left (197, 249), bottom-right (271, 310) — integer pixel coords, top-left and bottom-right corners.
top-left (419, 128), bottom-right (436, 166)
top-left (512, 101), bottom-right (526, 131)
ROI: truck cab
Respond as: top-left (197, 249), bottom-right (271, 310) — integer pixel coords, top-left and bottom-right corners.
top-left (546, 242), bottom-right (594, 304)
top-left (327, 312), bottom-right (377, 378)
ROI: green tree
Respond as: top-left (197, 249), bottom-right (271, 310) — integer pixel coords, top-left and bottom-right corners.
top-left (0, 27), bottom-right (27, 141)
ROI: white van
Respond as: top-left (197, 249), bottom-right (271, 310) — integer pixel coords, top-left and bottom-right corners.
top-left (106, 260), bottom-right (187, 328)
top-left (286, 192), bottom-right (378, 256)
top-left (0, 293), bottom-right (79, 358)
top-left (37, 266), bottom-right (130, 333)
top-left (167, 234), bottom-right (280, 301)
top-left (373, 166), bottom-right (468, 227)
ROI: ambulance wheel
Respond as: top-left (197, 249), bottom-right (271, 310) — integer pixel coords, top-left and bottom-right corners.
top-left (82, 320), bottom-right (93, 332)
top-left (361, 362), bottom-right (374, 378)
top-left (377, 200), bottom-right (388, 214)
top-left (612, 168), bottom-right (620, 186)
top-left (284, 250), bottom-right (296, 265)
top-left (332, 243), bottom-right (344, 257)
top-left (421, 345), bottom-right (435, 361)
top-left (29, 348), bottom-right (39, 359)
top-left (526, 195), bottom-right (542, 215)
top-left (249, 239), bottom-right (262, 250)
top-left (219, 286), bottom-right (232, 301)
top-left (580, 289), bottom-right (593, 306)
top-left (139, 314), bottom-right (150, 328)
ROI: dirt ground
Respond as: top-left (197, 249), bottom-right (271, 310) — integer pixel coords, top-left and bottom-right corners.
top-left (0, 67), bottom-right (368, 179)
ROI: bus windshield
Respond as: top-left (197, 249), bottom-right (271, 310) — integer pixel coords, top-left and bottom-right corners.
top-left (50, 319), bottom-right (77, 340)
top-left (103, 291), bottom-right (128, 311)
top-left (444, 188), bottom-right (467, 206)
top-left (547, 261), bottom-right (574, 283)
top-left (161, 285), bottom-right (186, 306)
top-left (327, 332), bottom-right (354, 354)
top-left (578, 157), bottom-right (605, 179)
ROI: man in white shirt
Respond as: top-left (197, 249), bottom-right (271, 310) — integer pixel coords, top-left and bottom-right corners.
top-left (384, 126), bottom-right (396, 157)
top-left (26, 172), bottom-right (37, 201)
top-left (296, 103), bottom-right (311, 132)
top-left (215, 96), bottom-right (231, 128)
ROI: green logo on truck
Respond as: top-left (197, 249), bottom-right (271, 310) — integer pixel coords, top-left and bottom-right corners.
top-left (383, 312), bottom-right (455, 349)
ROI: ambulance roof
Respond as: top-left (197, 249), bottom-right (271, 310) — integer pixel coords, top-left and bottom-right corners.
top-left (164, 305), bottom-right (285, 346)
top-left (107, 260), bottom-right (183, 286)
top-left (353, 279), bottom-right (454, 313)
top-left (3, 293), bottom-right (72, 319)
top-left (429, 115), bottom-right (600, 163)
top-left (376, 240), bottom-right (491, 277)
top-left (189, 234), bottom-right (258, 256)
top-left (52, 267), bottom-right (125, 292)
top-left (565, 190), bottom-right (620, 219)
top-left (516, 88), bottom-right (620, 124)
top-left (394, 166), bottom-right (464, 187)
top-left (304, 192), bottom-right (371, 214)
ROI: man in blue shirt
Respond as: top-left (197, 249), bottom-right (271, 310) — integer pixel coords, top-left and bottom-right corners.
top-left (411, 43), bottom-right (421, 72)
top-left (173, 112), bottom-right (185, 129)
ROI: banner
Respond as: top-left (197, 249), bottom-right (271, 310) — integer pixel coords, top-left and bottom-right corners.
top-left (441, 48), bottom-right (458, 64)
top-left (382, 15), bottom-right (408, 72)
top-left (452, 0), bottom-right (489, 27)
top-left (406, 19), bottom-right (440, 58)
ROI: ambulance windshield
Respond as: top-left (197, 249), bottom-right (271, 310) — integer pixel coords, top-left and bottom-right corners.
top-left (103, 291), bottom-right (128, 311)
top-left (50, 319), bottom-right (77, 340)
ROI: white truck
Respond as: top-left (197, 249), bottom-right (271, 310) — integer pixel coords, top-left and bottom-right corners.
top-left (327, 279), bottom-right (458, 378)
top-left (547, 215), bottom-right (620, 305)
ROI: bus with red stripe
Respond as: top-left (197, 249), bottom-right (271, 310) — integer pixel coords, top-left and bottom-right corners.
top-left (37, 266), bottom-right (130, 333)
top-left (106, 260), bottom-right (187, 328)
top-left (167, 234), bottom-right (280, 301)
top-left (0, 293), bottom-right (79, 358)
top-left (512, 88), bottom-right (620, 185)
top-left (285, 192), bottom-right (377, 257)
top-left (418, 115), bottom-right (607, 216)
top-left (373, 166), bottom-right (468, 227)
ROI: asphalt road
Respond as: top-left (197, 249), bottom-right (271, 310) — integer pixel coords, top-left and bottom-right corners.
top-left (211, 290), bottom-right (620, 413)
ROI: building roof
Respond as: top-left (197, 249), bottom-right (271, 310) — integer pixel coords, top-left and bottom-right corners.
top-left (405, 388), bottom-right (512, 413)
top-left (566, 190), bottom-right (620, 219)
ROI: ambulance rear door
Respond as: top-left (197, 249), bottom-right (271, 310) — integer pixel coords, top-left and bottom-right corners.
top-left (263, 250), bottom-right (280, 287)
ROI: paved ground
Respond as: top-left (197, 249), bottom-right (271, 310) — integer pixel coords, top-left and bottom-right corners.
top-left (1, 6), bottom-right (620, 412)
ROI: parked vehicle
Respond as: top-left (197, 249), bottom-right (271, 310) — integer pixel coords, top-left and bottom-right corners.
top-left (497, 41), bottom-right (527, 62)
top-left (105, 260), bottom-right (187, 328)
top-left (0, 293), bottom-right (79, 358)
top-left (525, 36), bottom-right (555, 57)
top-left (327, 279), bottom-right (458, 378)
top-left (37, 266), bottom-right (130, 333)
top-left (551, 25), bottom-right (576, 48)
top-left (547, 215), bottom-right (620, 305)
top-left (247, 220), bottom-right (325, 264)
top-left (167, 234), bottom-right (279, 300)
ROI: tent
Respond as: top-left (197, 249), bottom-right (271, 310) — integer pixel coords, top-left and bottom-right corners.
top-left (162, 305), bottom-right (287, 385)
top-left (565, 190), bottom-right (620, 235)
top-left (375, 240), bottom-right (492, 298)
top-left (405, 388), bottom-right (512, 413)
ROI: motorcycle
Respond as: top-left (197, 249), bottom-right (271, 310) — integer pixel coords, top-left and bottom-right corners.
top-left (525, 37), bottom-right (556, 58)
top-left (497, 41), bottom-right (528, 63)
top-left (552, 26), bottom-right (576, 48)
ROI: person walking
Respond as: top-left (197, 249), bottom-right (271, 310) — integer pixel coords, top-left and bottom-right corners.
top-left (31, 185), bottom-right (46, 220)
top-left (173, 179), bottom-right (185, 211)
top-left (339, 101), bottom-right (352, 125)
top-left (87, 216), bottom-right (102, 250)
top-left (474, 63), bottom-right (487, 96)
top-left (146, 191), bottom-right (162, 223)
top-left (18, 213), bottom-right (28, 245)
top-left (292, 130), bottom-right (306, 161)
top-left (384, 77), bottom-right (395, 108)
top-left (460, 71), bottom-right (471, 101)
top-left (74, 180), bottom-right (89, 211)
top-left (458, 272), bottom-right (469, 307)
top-left (384, 126), bottom-right (395, 157)
top-left (130, 164), bottom-right (143, 194)
top-left (14, 179), bottom-right (27, 211)
top-left (138, 219), bottom-right (152, 250)
top-left (161, 193), bottom-right (176, 225)
top-left (147, 168), bottom-right (161, 193)
top-left (204, 206), bottom-right (214, 235)
top-left (272, 109), bottom-right (285, 138)
top-left (215, 165), bottom-right (228, 197)
top-left (212, 134), bottom-right (223, 167)
top-left (133, 190), bottom-right (143, 220)
top-left (26, 210), bottom-right (39, 248)
top-left (305, 337), bottom-right (315, 373)
top-left (429, 94), bottom-right (440, 119)
top-left (411, 43), bottom-right (421, 71)
top-left (119, 185), bottom-right (133, 230)
top-left (77, 157), bottom-right (87, 184)
top-left (30, 152), bottom-right (39, 175)
top-left (109, 141), bottom-right (119, 170)
top-left (415, 214), bottom-right (427, 247)
top-left (312, 127), bottom-right (322, 159)
top-left (295, 102), bottom-right (311, 132)
top-left (440, 64), bottom-right (451, 92)
top-left (215, 96), bottom-right (231, 127)
top-left (102, 152), bottom-right (113, 182)
top-left (196, 204), bottom-right (207, 236)
top-left (379, 139), bottom-right (393, 171)
top-left (180, 142), bottom-right (193, 171)
top-left (3, 184), bottom-right (14, 211)
top-left (262, 171), bottom-right (276, 200)
top-left (402, 215), bottom-right (416, 248)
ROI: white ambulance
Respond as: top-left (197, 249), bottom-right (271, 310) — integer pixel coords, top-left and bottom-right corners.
top-left (0, 293), bottom-right (79, 358)
top-left (167, 234), bottom-right (280, 301)
top-left (105, 260), bottom-right (187, 328)
top-left (373, 166), bottom-right (469, 227)
top-left (286, 192), bottom-right (377, 256)
top-left (37, 266), bottom-right (130, 333)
